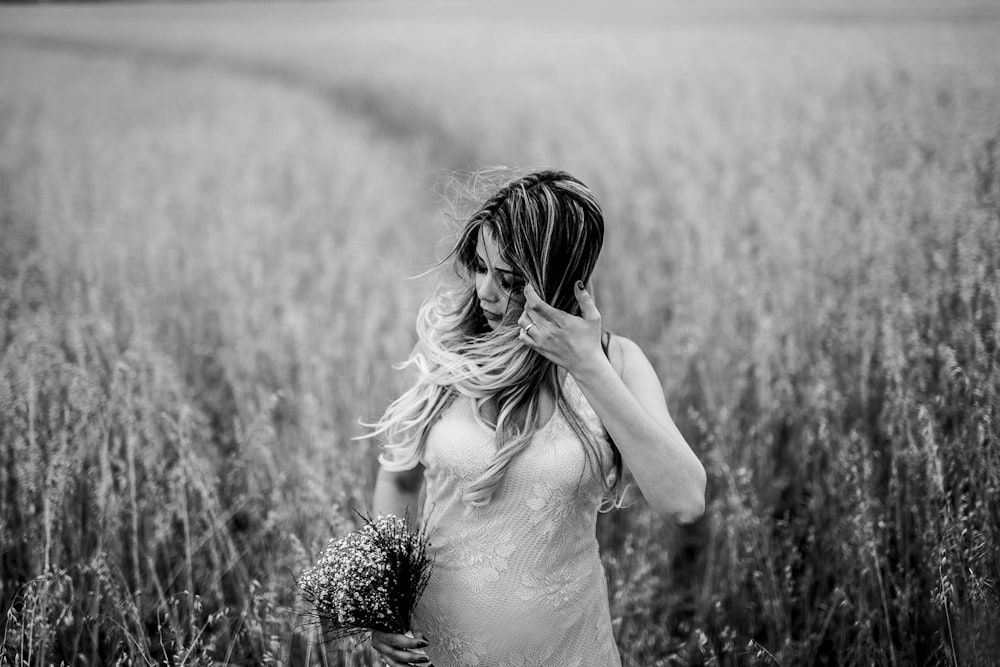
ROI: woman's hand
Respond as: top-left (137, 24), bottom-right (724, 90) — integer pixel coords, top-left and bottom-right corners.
top-left (371, 630), bottom-right (430, 666)
top-left (518, 282), bottom-right (605, 377)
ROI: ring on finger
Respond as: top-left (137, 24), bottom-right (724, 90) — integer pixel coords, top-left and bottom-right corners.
top-left (523, 322), bottom-right (536, 334)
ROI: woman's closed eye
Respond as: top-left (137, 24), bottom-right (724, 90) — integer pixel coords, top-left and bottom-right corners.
top-left (473, 257), bottom-right (523, 294)
top-left (497, 272), bottom-right (524, 293)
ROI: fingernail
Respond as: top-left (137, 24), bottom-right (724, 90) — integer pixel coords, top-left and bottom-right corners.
top-left (417, 640), bottom-right (430, 648)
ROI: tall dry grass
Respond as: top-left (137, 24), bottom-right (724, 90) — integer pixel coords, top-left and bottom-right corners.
top-left (0, 47), bottom-right (440, 665)
top-left (2, 5), bottom-right (999, 665)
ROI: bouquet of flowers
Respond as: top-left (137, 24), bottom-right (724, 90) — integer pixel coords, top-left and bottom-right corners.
top-left (297, 513), bottom-right (433, 644)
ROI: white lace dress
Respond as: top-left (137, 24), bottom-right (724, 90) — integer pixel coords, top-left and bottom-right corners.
top-left (410, 374), bottom-right (622, 667)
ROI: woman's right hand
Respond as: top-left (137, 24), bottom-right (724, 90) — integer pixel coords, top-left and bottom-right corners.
top-left (370, 630), bottom-right (431, 666)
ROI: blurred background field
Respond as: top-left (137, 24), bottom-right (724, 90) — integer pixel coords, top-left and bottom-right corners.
top-left (1, 1), bottom-right (999, 665)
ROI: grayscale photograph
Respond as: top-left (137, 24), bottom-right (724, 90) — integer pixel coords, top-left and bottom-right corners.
top-left (1, 1), bottom-right (998, 665)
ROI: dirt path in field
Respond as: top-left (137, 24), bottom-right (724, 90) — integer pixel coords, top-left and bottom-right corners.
top-left (0, 30), bottom-right (480, 173)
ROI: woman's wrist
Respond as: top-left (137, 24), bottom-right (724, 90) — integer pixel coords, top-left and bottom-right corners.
top-left (567, 350), bottom-right (617, 387)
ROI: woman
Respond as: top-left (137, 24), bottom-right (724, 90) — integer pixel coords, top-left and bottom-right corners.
top-left (366, 170), bottom-right (706, 666)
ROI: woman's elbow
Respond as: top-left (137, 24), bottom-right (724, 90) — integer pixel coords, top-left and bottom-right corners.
top-left (674, 492), bottom-right (705, 525)
top-left (680, 463), bottom-right (707, 524)
top-left (658, 464), bottom-right (706, 524)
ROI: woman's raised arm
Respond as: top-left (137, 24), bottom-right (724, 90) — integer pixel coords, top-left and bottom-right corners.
top-left (518, 282), bottom-right (706, 523)
top-left (591, 334), bottom-right (706, 523)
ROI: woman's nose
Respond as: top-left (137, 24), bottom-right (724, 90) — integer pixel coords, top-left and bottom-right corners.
top-left (476, 272), bottom-right (498, 304)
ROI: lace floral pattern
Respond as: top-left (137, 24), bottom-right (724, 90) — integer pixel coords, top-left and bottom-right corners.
top-left (526, 480), bottom-right (585, 537)
top-left (416, 597), bottom-right (484, 667)
top-left (517, 558), bottom-right (596, 611)
top-left (433, 517), bottom-right (518, 590)
top-left (411, 374), bottom-right (622, 667)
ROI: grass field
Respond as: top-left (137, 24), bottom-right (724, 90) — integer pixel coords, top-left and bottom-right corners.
top-left (1, 2), bottom-right (999, 665)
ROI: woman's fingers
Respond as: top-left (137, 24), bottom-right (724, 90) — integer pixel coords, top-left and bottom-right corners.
top-left (525, 283), bottom-right (599, 324)
top-left (374, 645), bottom-right (429, 665)
top-left (372, 629), bottom-right (428, 650)
top-left (574, 281), bottom-right (601, 321)
top-left (523, 284), bottom-right (560, 322)
top-left (371, 630), bottom-right (430, 665)
top-left (518, 327), bottom-right (535, 347)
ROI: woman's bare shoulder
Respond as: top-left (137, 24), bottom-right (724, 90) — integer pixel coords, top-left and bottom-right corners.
top-left (608, 332), bottom-right (649, 378)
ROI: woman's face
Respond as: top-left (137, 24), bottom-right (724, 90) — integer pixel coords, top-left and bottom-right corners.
top-left (473, 227), bottom-right (525, 330)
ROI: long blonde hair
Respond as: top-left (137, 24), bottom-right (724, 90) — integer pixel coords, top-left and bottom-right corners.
top-left (366, 169), bottom-right (623, 507)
